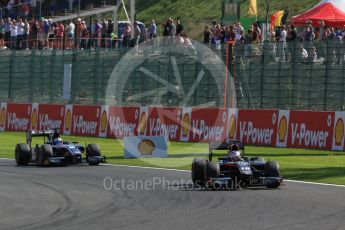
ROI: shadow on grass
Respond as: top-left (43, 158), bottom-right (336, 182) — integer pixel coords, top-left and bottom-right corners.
top-left (282, 167), bottom-right (345, 181)
top-left (245, 153), bottom-right (330, 157)
top-left (105, 153), bottom-right (209, 160)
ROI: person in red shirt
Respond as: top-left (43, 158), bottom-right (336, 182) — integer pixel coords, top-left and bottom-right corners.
top-left (55, 22), bottom-right (64, 50)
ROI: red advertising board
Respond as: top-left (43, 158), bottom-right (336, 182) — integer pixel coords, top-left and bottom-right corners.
top-left (146, 107), bottom-right (182, 141)
top-left (188, 108), bottom-right (228, 143)
top-left (6, 103), bottom-right (32, 132)
top-left (236, 110), bottom-right (278, 146)
top-left (70, 105), bottom-right (101, 137)
top-left (35, 104), bottom-right (65, 131)
top-left (287, 111), bottom-right (334, 149)
top-left (106, 106), bottom-right (139, 138)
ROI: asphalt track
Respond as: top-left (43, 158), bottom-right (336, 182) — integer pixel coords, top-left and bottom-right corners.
top-left (1, 159), bottom-right (345, 230)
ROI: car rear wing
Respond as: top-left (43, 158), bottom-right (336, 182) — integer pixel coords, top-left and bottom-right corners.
top-left (26, 130), bottom-right (53, 147)
top-left (208, 140), bottom-right (245, 161)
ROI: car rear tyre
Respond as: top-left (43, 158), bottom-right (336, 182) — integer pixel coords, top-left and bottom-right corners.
top-left (38, 144), bottom-right (53, 166)
top-left (206, 161), bottom-right (220, 178)
top-left (265, 161), bottom-right (281, 188)
top-left (15, 143), bottom-right (30, 166)
top-left (191, 158), bottom-right (207, 187)
top-left (87, 144), bottom-right (101, 165)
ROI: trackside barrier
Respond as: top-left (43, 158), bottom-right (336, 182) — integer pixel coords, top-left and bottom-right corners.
top-left (0, 102), bottom-right (344, 151)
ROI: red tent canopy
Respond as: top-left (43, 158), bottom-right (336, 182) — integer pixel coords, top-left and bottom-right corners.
top-left (291, 0), bottom-right (345, 26)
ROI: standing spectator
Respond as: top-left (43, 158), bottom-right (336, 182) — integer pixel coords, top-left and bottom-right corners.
top-left (277, 25), bottom-right (287, 62)
top-left (334, 27), bottom-right (343, 64)
top-left (43, 19), bottom-right (49, 49)
top-left (252, 23), bottom-right (261, 43)
top-left (31, 19), bottom-right (39, 49)
top-left (132, 21), bottom-right (141, 47)
top-left (171, 18), bottom-right (176, 37)
top-left (228, 25), bottom-right (236, 41)
top-left (303, 25), bottom-right (315, 52)
top-left (91, 19), bottom-right (102, 49)
top-left (111, 30), bottom-right (118, 49)
top-left (176, 19), bottom-right (183, 36)
top-left (286, 25), bottom-right (297, 62)
top-left (4, 17), bottom-right (11, 48)
top-left (203, 26), bottom-right (211, 44)
top-left (80, 21), bottom-right (89, 50)
top-left (148, 20), bottom-right (157, 40)
top-left (16, 18), bottom-right (24, 50)
top-left (0, 18), bottom-right (5, 50)
top-left (267, 25), bottom-right (276, 42)
top-left (66, 20), bottom-right (75, 49)
top-left (55, 22), bottom-right (64, 50)
top-left (220, 26), bottom-right (226, 43)
top-left (101, 19), bottom-right (108, 48)
top-left (10, 19), bottom-right (17, 49)
top-left (47, 21), bottom-right (55, 49)
top-left (107, 19), bottom-right (114, 48)
top-left (233, 21), bottom-right (243, 42)
top-left (74, 18), bottom-right (82, 49)
top-left (122, 22), bottom-right (131, 47)
top-left (327, 27), bottom-right (336, 63)
top-left (23, 18), bottom-right (30, 50)
top-left (140, 24), bottom-right (147, 44)
top-left (37, 19), bottom-right (45, 49)
top-left (319, 20), bottom-right (326, 42)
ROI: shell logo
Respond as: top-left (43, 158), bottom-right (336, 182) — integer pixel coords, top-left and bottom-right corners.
top-left (138, 139), bottom-right (155, 155)
top-left (278, 116), bottom-right (287, 142)
top-left (334, 118), bottom-right (344, 145)
top-left (228, 115), bottom-right (236, 139)
top-left (139, 112), bottom-right (147, 135)
top-left (100, 110), bottom-right (107, 133)
top-left (0, 107), bottom-right (5, 127)
top-left (65, 109), bottom-right (71, 131)
top-left (182, 113), bottom-right (190, 137)
top-left (31, 108), bottom-right (38, 130)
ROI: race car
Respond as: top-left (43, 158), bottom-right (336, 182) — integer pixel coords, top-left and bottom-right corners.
top-left (191, 141), bottom-right (283, 190)
top-left (15, 129), bottom-right (106, 166)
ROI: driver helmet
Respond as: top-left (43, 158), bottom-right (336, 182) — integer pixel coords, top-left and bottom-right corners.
top-left (54, 137), bottom-right (63, 145)
top-left (229, 150), bottom-right (241, 161)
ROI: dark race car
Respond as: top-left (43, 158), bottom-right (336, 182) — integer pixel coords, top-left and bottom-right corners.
top-left (15, 129), bottom-right (106, 166)
top-left (191, 141), bottom-right (283, 190)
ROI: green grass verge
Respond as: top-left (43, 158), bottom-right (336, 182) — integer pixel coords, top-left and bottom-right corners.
top-left (2, 132), bottom-right (345, 185)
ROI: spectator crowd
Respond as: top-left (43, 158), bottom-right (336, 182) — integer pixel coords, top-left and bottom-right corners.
top-left (0, 6), bottom-right (345, 66)
top-left (204, 20), bottom-right (345, 64)
top-left (0, 16), bottom-right (195, 51)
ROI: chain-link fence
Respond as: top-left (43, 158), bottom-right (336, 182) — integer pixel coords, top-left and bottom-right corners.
top-left (0, 41), bottom-right (228, 108)
top-left (0, 0), bottom-right (118, 19)
top-left (2, 39), bottom-right (345, 111)
top-left (230, 40), bottom-right (345, 111)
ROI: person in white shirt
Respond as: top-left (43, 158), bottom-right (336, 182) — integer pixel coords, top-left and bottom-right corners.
top-left (234, 21), bottom-right (244, 42)
top-left (66, 20), bottom-right (75, 49)
top-left (10, 19), bottom-right (17, 49)
top-left (23, 18), bottom-right (30, 50)
top-left (16, 18), bottom-right (24, 49)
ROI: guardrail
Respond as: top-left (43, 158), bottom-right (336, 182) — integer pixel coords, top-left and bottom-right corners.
top-left (0, 102), bottom-right (343, 151)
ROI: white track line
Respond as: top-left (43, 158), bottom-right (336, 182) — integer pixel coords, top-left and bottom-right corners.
top-left (1, 158), bottom-right (344, 188)
top-left (101, 163), bottom-right (190, 173)
top-left (283, 179), bottom-right (345, 188)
